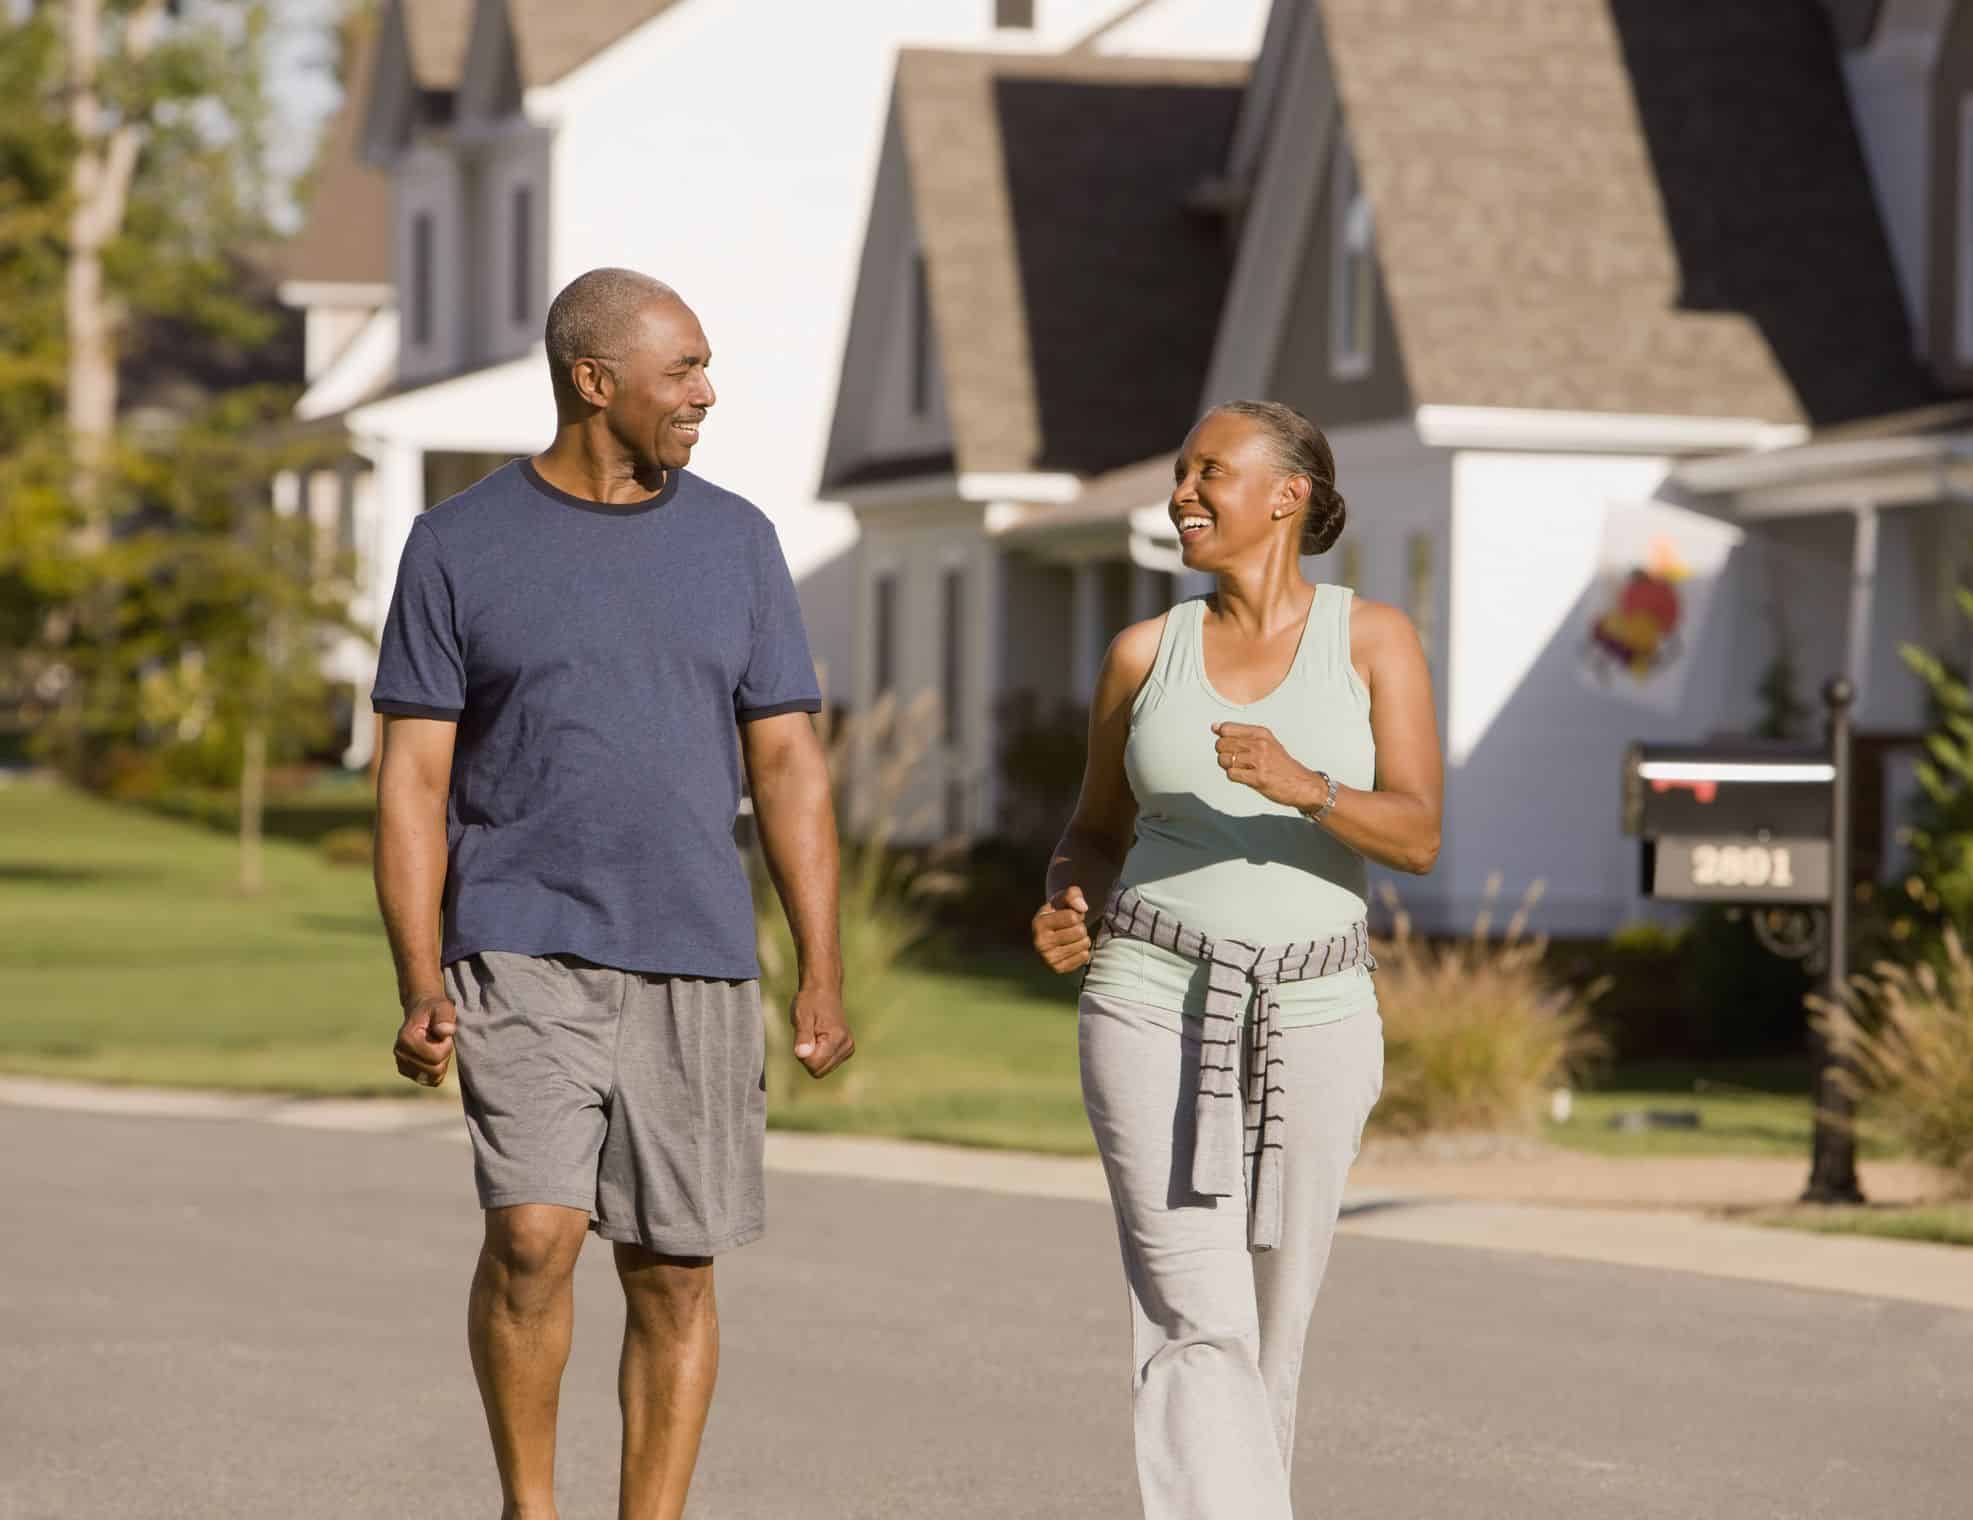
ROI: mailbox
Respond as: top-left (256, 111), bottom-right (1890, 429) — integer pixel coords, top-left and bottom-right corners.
top-left (1622, 743), bottom-right (1834, 905)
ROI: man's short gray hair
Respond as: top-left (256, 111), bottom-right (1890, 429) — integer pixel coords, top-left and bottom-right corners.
top-left (544, 268), bottom-right (679, 380)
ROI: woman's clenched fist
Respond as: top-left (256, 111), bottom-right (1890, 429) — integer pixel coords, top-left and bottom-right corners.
top-left (1032, 885), bottom-right (1093, 973)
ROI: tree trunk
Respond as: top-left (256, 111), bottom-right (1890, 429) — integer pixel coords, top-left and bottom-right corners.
top-left (64, 0), bottom-right (169, 540)
top-left (239, 724), bottom-right (266, 895)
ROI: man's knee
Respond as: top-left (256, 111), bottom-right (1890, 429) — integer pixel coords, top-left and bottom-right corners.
top-left (481, 1203), bottom-right (588, 1285)
top-left (615, 1245), bottom-right (716, 1331)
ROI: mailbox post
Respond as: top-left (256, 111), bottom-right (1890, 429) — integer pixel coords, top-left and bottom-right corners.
top-left (1802, 678), bottom-right (1863, 1204)
top-left (1623, 679), bottom-right (1863, 1204)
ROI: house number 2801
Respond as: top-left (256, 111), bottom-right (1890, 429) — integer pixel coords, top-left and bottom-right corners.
top-left (1690, 843), bottom-right (1794, 890)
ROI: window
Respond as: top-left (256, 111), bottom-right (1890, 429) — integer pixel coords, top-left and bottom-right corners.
top-left (909, 251), bottom-right (933, 418)
top-left (409, 211), bottom-right (435, 347)
top-left (941, 567), bottom-right (965, 745)
top-left (1960, 97), bottom-right (1973, 364)
top-left (1330, 140), bottom-right (1374, 378)
top-left (1405, 532), bottom-right (1436, 673)
top-left (995, 0), bottom-right (1035, 28)
top-left (873, 571), bottom-right (898, 701)
top-left (510, 184), bottom-right (534, 327)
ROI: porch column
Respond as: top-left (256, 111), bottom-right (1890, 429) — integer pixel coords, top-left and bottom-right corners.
top-left (1130, 562), bottom-right (1166, 623)
top-left (978, 546), bottom-right (1007, 833)
top-left (1072, 561), bottom-right (1106, 702)
top-left (1845, 502), bottom-right (1880, 700)
top-left (346, 435), bottom-right (423, 771)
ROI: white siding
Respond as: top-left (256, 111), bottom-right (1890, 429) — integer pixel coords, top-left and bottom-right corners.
top-left (1443, 450), bottom-right (1760, 937)
top-left (852, 506), bottom-right (995, 841)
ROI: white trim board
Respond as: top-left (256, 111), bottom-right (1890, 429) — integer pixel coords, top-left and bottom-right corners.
top-left (1414, 405), bottom-right (1807, 455)
top-left (278, 281), bottom-right (394, 311)
top-left (296, 309), bottom-right (402, 423)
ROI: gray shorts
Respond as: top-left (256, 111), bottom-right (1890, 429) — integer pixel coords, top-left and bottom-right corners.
top-left (443, 952), bottom-right (767, 1257)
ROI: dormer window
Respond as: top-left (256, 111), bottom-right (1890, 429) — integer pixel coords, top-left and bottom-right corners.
top-left (995, 0), bottom-right (1035, 29)
top-left (1330, 139), bottom-right (1374, 379)
top-left (1959, 96), bottom-right (1973, 364)
top-left (510, 184), bottom-right (535, 327)
top-left (409, 210), bottom-right (435, 348)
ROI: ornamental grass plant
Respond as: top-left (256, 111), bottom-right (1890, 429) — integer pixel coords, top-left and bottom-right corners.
top-left (1371, 876), bottom-right (1606, 1136)
top-left (1813, 930), bottom-right (1973, 1192)
top-left (752, 687), bottom-right (955, 1105)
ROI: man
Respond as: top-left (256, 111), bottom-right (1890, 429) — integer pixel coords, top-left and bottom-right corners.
top-left (373, 268), bottom-right (852, 1520)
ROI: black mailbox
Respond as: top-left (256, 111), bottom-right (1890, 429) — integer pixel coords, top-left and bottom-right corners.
top-left (1622, 743), bottom-right (1833, 904)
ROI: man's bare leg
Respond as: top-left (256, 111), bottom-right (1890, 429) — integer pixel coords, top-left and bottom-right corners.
top-left (615, 1246), bottom-right (719, 1520)
top-left (469, 1204), bottom-right (591, 1520)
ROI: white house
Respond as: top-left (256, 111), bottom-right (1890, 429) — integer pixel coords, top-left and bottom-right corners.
top-left (829, 0), bottom-right (1971, 935)
top-left (275, 0), bottom-right (1273, 769)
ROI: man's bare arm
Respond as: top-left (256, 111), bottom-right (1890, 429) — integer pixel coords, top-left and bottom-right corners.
top-left (740, 710), bottom-right (852, 1078)
top-left (375, 716), bottom-right (459, 1085)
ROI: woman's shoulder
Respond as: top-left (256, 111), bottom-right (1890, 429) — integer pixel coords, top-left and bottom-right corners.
top-left (1344, 594), bottom-right (1429, 689)
top-left (1344, 593), bottom-right (1415, 650)
top-left (1103, 610), bottom-right (1174, 693)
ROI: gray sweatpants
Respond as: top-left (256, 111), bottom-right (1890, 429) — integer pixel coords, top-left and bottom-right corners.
top-left (1079, 990), bottom-right (1384, 1520)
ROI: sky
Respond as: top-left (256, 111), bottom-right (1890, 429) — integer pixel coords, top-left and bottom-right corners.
top-left (261, 0), bottom-right (349, 233)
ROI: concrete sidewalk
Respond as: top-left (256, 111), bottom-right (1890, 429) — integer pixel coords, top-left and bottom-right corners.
top-left (5, 1074), bottom-right (1967, 1312)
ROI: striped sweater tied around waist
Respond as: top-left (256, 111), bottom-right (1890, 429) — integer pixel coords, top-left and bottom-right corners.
top-left (1091, 885), bottom-right (1376, 1251)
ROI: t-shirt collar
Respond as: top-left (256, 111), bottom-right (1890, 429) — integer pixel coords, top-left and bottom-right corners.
top-left (519, 457), bottom-right (682, 516)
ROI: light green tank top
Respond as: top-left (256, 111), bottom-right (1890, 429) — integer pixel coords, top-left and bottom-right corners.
top-left (1083, 587), bottom-right (1378, 1028)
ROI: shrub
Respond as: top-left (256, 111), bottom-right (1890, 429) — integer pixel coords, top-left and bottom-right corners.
top-left (993, 691), bottom-right (1087, 848)
top-left (318, 826), bottom-right (374, 869)
top-left (1606, 919), bottom-right (1682, 956)
top-left (1814, 931), bottom-right (1973, 1191)
top-left (1679, 905), bottom-right (1815, 1056)
top-left (752, 689), bottom-right (944, 1105)
top-left (1554, 920), bottom-right (1692, 1063)
top-left (1371, 877), bottom-right (1605, 1136)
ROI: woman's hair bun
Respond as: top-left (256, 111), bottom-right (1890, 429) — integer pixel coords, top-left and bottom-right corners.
top-left (1301, 478), bottom-right (1346, 556)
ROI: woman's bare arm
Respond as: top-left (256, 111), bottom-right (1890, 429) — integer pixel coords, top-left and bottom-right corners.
top-left (1320, 599), bottom-right (1442, 873)
top-left (1033, 615), bottom-right (1164, 973)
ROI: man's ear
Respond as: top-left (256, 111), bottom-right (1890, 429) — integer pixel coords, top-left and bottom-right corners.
top-left (569, 358), bottom-right (614, 409)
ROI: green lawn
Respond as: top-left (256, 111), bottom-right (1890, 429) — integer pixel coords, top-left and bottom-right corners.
top-left (0, 778), bottom-right (1918, 1164)
top-left (770, 951), bottom-right (1089, 1153)
top-left (0, 781), bottom-right (1092, 1146)
top-left (1541, 1060), bottom-right (1904, 1161)
top-left (1751, 1203), bottom-right (1973, 1249)
top-left (0, 777), bottom-right (404, 1093)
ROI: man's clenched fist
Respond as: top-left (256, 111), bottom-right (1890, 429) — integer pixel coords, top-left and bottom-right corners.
top-left (394, 992), bottom-right (457, 1088)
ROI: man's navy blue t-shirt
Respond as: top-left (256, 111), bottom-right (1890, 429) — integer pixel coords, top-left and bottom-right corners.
top-left (371, 459), bottom-right (821, 979)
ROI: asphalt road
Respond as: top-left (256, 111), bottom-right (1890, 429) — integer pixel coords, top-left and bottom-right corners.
top-left (3, 1105), bottom-right (1969, 1519)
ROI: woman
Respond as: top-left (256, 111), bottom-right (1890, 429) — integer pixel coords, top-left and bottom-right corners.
top-left (1031, 400), bottom-right (1443, 1519)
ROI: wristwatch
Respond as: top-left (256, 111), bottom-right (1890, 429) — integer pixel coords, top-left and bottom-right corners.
top-left (1306, 770), bottom-right (1338, 824)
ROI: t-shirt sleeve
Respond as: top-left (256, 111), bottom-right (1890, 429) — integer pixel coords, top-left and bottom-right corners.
top-left (735, 519), bottom-right (822, 723)
top-left (371, 519), bottom-right (466, 720)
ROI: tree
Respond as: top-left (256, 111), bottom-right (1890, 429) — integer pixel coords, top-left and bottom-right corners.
top-left (1892, 598), bottom-right (1973, 955)
top-left (0, 2), bottom-right (356, 890)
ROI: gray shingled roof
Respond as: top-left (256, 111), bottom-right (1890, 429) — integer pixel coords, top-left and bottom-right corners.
top-left (893, 49), bottom-right (1246, 478)
top-left (506, 0), bottom-right (685, 87)
top-left (1320, 0), bottom-right (1937, 426)
top-left (401, 0), bottom-right (476, 89)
